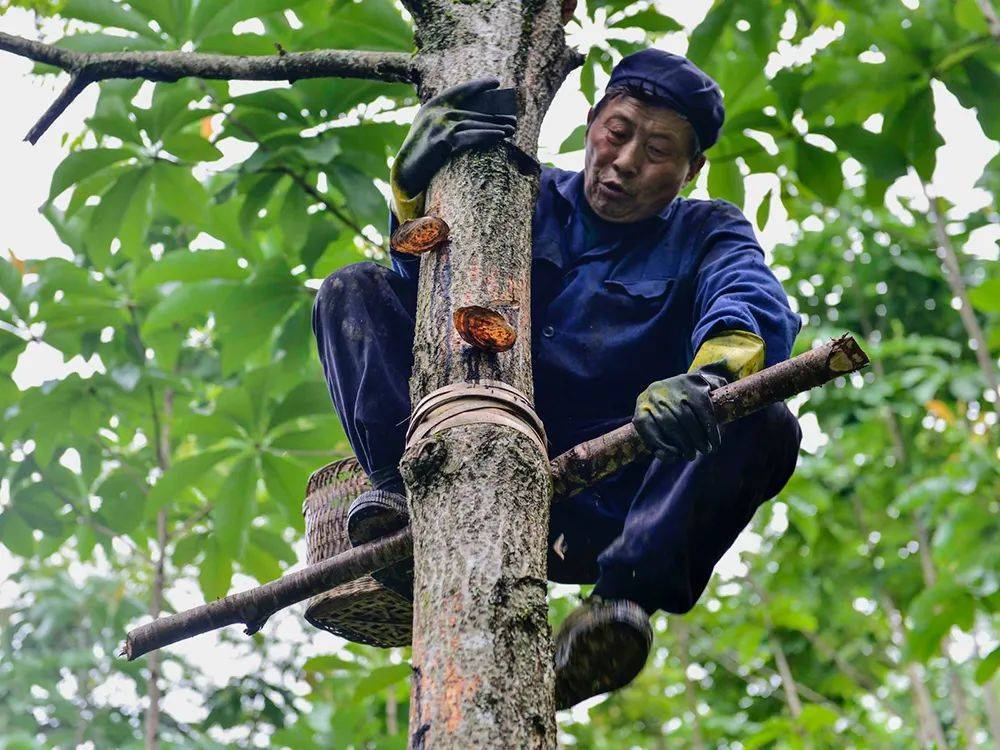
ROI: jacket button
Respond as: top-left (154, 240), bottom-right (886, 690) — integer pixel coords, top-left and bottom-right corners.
top-left (542, 325), bottom-right (555, 338)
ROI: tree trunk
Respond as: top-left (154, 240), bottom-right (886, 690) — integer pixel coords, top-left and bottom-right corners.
top-left (397, 3), bottom-right (579, 747)
top-left (675, 619), bottom-right (707, 750)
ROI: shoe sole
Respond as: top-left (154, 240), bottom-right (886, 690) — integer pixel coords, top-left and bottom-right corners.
top-left (554, 604), bottom-right (651, 710)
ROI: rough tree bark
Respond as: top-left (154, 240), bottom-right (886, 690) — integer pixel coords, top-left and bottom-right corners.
top-left (396, 3), bottom-right (579, 747)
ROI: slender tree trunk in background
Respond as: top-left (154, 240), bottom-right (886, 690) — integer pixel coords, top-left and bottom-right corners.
top-left (849, 485), bottom-right (950, 750)
top-left (675, 620), bottom-right (707, 750)
top-left (145, 388), bottom-right (173, 750)
top-left (922, 188), bottom-right (998, 395)
top-left (396, 3), bottom-right (580, 746)
top-left (145, 510), bottom-right (167, 750)
top-left (386, 684), bottom-right (399, 736)
top-left (983, 677), bottom-right (1000, 746)
top-left (857, 310), bottom-right (980, 747)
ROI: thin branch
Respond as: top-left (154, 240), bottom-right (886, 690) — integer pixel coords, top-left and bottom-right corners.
top-left (168, 504), bottom-right (212, 544)
top-left (975, 0), bottom-right (1000, 41)
top-left (0, 31), bottom-right (420, 144)
top-left (122, 527), bottom-right (414, 660)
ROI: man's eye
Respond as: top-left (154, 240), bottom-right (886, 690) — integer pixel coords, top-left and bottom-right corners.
top-left (607, 128), bottom-right (626, 140)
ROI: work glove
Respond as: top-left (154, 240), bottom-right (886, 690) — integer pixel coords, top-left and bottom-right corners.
top-left (633, 330), bottom-right (765, 461)
top-left (633, 371), bottom-right (728, 462)
top-left (390, 77), bottom-right (518, 222)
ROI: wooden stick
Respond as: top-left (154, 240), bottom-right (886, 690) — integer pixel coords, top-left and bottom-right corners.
top-left (549, 332), bottom-right (869, 498)
top-left (122, 528), bottom-right (413, 660)
top-left (122, 334), bottom-right (868, 660)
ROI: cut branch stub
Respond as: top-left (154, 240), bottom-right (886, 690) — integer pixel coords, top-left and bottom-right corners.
top-left (453, 305), bottom-right (517, 352)
top-left (390, 215), bottom-right (450, 255)
top-left (561, 0), bottom-right (577, 24)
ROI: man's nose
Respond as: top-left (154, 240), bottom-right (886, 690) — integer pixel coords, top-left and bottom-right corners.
top-left (612, 138), bottom-right (642, 177)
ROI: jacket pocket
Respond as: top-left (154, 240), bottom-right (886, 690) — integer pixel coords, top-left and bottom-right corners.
top-left (603, 277), bottom-right (675, 300)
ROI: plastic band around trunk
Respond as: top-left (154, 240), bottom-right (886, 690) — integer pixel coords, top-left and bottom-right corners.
top-left (404, 379), bottom-right (548, 458)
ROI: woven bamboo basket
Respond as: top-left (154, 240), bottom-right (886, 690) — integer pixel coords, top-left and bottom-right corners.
top-left (302, 456), bottom-right (413, 647)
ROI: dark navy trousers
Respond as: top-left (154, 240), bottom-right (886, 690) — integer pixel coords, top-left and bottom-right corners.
top-left (312, 261), bottom-right (802, 615)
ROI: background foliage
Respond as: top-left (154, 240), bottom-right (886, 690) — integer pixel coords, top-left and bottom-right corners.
top-left (0, 0), bottom-right (997, 747)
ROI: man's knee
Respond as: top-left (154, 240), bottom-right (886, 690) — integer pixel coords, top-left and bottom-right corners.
top-left (315, 261), bottom-right (391, 315)
top-left (740, 402), bottom-right (801, 502)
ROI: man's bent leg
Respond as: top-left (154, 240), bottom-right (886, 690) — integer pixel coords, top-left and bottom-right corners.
top-left (311, 261), bottom-right (417, 490)
top-left (592, 403), bottom-right (802, 614)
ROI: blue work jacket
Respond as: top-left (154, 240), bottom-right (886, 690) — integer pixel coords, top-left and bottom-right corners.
top-left (390, 166), bottom-right (800, 456)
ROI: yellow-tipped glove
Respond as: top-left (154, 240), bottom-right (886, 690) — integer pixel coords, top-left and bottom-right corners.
top-left (633, 330), bottom-right (765, 461)
top-left (390, 77), bottom-right (517, 223)
top-left (688, 329), bottom-right (765, 382)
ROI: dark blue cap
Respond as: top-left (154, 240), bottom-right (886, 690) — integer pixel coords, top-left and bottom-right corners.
top-left (604, 49), bottom-right (725, 152)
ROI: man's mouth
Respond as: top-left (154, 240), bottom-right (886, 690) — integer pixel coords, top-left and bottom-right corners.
top-left (600, 180), bottom-right (629, 196)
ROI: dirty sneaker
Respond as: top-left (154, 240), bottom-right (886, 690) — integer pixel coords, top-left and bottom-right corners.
top-left (347, 489), bottom-right (413, 600)
top-left (553, 596), bottom-right (652, 710)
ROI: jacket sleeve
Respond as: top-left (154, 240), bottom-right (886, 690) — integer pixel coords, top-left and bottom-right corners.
top-left (387, 206), bottom-right (421, 284)
top-left (690, 200), bottom-right (801, 367)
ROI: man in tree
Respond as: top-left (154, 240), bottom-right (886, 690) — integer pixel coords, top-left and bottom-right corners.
top-left (312, 49), bottom-right (802, 709)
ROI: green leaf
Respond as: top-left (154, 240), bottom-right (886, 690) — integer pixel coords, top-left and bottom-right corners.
top-left (148, 447), bottom-right (240, 510)
top-left (153, 161), bottom-right (209, 223)
top-left (955, 0), bottom-right (990, 33)
top-left (133, 249), bottom-right (249, 295)
top-left (86, 167), bottom-right (149, 263)
top-left (48, 148), bottom-right (136, 202)
top-left (580, 48), bottom-right (598, 105)
top-left (162, 132), bottom-right (223, 162)
top-left (795, 140), bottom-right (842, 205)
top-left (0, 258), bottom-right (26, 320)
top-left (559, 124), bottom-right (587, 154)
top-left (248, 526), bottom-right (295, 565)
top-left (352, 663), bottom-right (412, 701)
top-left (95, 471), bottom-right (146, 534)
top-left (0, 510), bottom-right (35, 557)
top-left (608, 8), bottom-right (683, 33)
top-left (975, 646), bottom-right (1000, 684)
top-left (708, 158), bottom-right (745, 208)
top-left (968, 277), bottom-right (1000, 313)
top-left (60, 0), bottom-right (160, 39)
top-left (280, 184), bottom-right (312, 252)
top-left (141, 279), bottom-right (232, 337)
top-left (117, 167), bottom-right (154, 260)
top-left (211, 456), bottom-right (257, 558)
top-left (755, 184), bottom-right (771, 229)
top-left (886, 90), bottom-right (942, 182)
top-left (173, 533), bottom-right (204, 567)
top-left (687, 0), bottom-right (735, 64)
top-left (199, 537), bottom-right (233, 600)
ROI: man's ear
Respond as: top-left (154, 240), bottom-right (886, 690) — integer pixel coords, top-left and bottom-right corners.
top-left (685, 154), bottom-right (707, 186)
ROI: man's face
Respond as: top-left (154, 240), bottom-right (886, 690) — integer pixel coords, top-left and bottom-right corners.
top-left (583, 95), bottom-right (706, 223)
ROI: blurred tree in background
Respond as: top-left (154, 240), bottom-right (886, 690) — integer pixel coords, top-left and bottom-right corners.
top-left (0, 0), bottom-right (997, 747)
